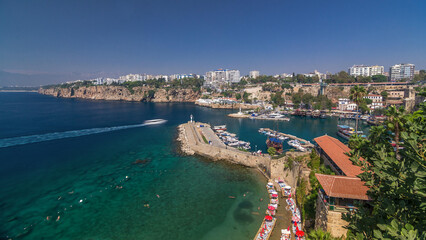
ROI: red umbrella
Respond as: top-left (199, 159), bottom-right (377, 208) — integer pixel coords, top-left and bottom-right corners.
top-left (268, 206), bottom-right (275, 211)
top-left (265, 215), bottom-right (273, 221)
top-left (296, 230), bottom-right (305, 237)
top-left (272, 194), bottom-right (278, 198)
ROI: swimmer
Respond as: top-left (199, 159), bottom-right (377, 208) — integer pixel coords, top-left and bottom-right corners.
top-left (260, 198), bottom-right (263, 201)
top-left (258, 207), bottom-right (260, 210)
top-left (56, 216), bottom-right (60, 221)
top-left (243, 193), bottom-right (246, 197)
top-left (79, 199), bottom-right (83, 203)
top-left (156, 194), bottom-right (160, 198)
top-left (46, 216), bottom-right (51, 221)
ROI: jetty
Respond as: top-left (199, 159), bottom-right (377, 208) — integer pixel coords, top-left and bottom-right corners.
top-left (259, 128), bottom-right (314, 149)
top-left (178, 121), bottom-right (272, 169)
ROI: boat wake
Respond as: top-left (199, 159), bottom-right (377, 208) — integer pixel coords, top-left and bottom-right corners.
top-left (0, 123), bottom-right (150, 148)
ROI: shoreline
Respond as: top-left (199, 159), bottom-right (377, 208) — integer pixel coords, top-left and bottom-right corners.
top-left (176, 121), bottom-right (308, 240)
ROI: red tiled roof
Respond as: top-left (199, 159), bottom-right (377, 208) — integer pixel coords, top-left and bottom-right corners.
top-left (316, 174), bottom-right (369, 200)
top-left (314, 135), bottom-right (363, 177)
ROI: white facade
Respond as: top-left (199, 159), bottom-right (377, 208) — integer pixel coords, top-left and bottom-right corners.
top-left (249, 70), bottom-right (260, 78)
top-left (390, 63), bottom-right (415, 81)
top-left (365, 94), bottom-right (383, 102)
top-left (205, 69), bottom-right (241, 84)
top-left (370, 65), bottom-right (385, 76)
top-left (349, 65), bottom-right (385, 77)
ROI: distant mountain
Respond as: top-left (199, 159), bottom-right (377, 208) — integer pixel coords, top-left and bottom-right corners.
top-left (0, 70), bottom-right (77, 87)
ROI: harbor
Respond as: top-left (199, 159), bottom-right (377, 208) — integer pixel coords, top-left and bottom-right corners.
top-left (258, 128), bottom-right (314, 151)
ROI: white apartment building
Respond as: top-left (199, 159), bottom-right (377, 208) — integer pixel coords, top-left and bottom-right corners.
top-left (365, 94), bottom-right (384, 109)
top-left (349, 65), bottom-right (384, 77)
top-left (365, 94), bottom-right (383, 102)
top-left (349, 65), bottom-right (370, 77)
top-left (390, 63), bottom-right (415, 81)
top-left (370, 65), bottom-right (385, 76)
top-left (205, 69), bottom-right (241, 84)
top-left (338, 98), bottom-right (357, 111)
top-left (304, 70), bottom-right (326, 80)
top-left (249, 70), bottom-right (260, 79)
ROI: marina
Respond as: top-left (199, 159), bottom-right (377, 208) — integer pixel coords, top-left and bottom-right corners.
top-left (213, 125), bottom-right (251, 150)
top-left (337, 125), bottom-right (366, 140)
top-left (259, 128), bottom-right (314, 151)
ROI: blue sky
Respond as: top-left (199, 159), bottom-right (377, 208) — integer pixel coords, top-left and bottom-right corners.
top-left (0, 0), bottom-right (425, 86)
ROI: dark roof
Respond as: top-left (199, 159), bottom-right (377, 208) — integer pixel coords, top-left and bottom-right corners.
top-left (314, 135), bottom-right (363, 177)
top-left (316, 174), bottom-right (369, 200)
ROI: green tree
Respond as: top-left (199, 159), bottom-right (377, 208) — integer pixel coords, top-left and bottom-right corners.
top-left (235, 93), bottom-right (241, 100)
top-left (380, 91), bottom-right (388, 100)
top-left (267, 147), bottom-right (277, 156)
top-left (349, 86), bottom-right (367, 132)
top-left (242, 91), bottom-right (251, 103)
top-left (307, 228), bottom-right (341, 240)
top-left (343, 104), bottom-right (426, 239)
top-left (371, 75), bottom-right (387, 82)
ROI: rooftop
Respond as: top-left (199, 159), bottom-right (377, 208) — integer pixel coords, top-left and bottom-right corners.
top-left (314, 135), bottom-right (363, 177)
top-left (316, 174), bottom-right (369, 200)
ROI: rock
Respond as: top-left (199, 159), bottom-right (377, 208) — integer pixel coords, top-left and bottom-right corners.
top-left (133, 159), bottom-right (150, 165)
top-left (38, 86), bottom-right (201, 102)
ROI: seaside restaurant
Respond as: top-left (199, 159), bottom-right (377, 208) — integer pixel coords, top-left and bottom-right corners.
top-left (313, 135), bottom-right (363, 177)
top-left (315, 174), bottom-right (370, 212)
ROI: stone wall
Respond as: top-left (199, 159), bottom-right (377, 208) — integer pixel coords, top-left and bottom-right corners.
top-left (315, 195), bottom-right (328, 231)
top-left (315, 194), bottom-right (349, 238)
top-left (327, 211), bottom-right (349, 238)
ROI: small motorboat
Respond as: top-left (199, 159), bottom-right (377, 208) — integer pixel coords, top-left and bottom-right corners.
top-left (143, 119), bottom-right (167, 125)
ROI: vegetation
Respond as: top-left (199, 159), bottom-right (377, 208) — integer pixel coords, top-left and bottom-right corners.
top-left (267, 147), bottom-right (277, 156)
top-left (242, 91), bottom-right (251, 103)
top-left (413, 69), bottom-right (426, 83)
top-left (291, 92), bottom-right (334, 110)
top-left (343, 101), bottom-right (426, 239)
top-left (201, 135), bottom-right (208, 144)
top-left (298, 151), bottom-right (335, 227)
top-left (307, 228), bottom-right (342, 240)
top-left (349, 86), bottom-right (367, 132)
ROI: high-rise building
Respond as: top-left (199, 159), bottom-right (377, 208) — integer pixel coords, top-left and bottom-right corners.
top-left (389, 63), bottom-right (415, 81)
top-left (348, 65), bottom-right (384, 77)
top-left (205, 69), bottom-right (241, 84)
top-left (369, 65), bottom-right (385, 76)
top-left (249, 70), bottom-right (260, 78)
top-left (349, 65), bottom-right (370, 77)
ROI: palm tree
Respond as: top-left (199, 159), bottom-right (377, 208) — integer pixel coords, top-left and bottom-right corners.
top-left (385, 106), bottom-right (406, 154)
top-left (349, 86), bottom-right (367, 133)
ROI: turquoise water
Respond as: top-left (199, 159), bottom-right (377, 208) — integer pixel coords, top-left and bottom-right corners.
top-left (0, 93), bottom-right (367, 240)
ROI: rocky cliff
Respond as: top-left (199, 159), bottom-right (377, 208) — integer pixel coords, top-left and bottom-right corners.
top-left (38, 86), bottom-right (201, 102)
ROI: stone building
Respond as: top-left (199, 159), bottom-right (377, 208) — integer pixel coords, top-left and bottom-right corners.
top-left (313, 135), bottom-right (370, 238)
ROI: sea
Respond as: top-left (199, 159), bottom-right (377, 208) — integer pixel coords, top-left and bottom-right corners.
top-left (0, 92), bottom-right (367, 240)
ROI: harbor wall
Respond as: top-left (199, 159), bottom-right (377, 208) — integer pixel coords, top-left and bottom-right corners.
top-left (178, 123), bottom-right (273, 175)
top-left (178, 122), bottom-right (310, 186)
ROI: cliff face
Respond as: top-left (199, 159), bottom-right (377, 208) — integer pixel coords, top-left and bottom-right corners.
top-left (38, 86), bottom-right (201, 102)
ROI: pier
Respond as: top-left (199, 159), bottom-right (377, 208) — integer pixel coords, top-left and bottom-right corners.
top-left (260, 128), bottom-right (314, 149)
top-left (178, 122), bottom-right (272, 169)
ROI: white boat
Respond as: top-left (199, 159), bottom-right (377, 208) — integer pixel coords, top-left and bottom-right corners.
top-left (268, 113), bottom-right (285, 119)
top-left (213, 125), bottom-right (227, 131)
top-left (143, 119), bottom-right (167, 125)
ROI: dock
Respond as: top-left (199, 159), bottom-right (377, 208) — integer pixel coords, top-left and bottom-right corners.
top-left (260, 128), bottom-right (314, 149)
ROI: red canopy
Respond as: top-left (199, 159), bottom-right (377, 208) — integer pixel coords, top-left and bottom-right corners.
top-left (268, 206), bottom-right (275, 210)
top-left (272, 194), bottom-right (278, 198)
top-left (296, 230), bottom-right (305, 237)
top-left (265, 215), bottom-right (273, 221)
